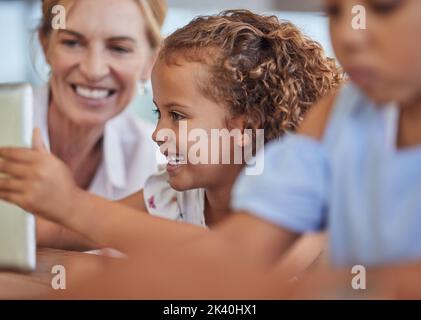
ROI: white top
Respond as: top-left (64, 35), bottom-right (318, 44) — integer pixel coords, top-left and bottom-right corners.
top-left (143, 165), bottom-right (207, 227)
top-left (33, 85), bottom-right (159, 200)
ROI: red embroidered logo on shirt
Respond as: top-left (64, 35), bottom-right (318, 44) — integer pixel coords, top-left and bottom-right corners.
top-left (148, 196), bottom-right (156, 209)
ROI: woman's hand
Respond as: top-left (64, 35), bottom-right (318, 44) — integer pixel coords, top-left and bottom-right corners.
top-left (0, 128), bottom-right (78, 223)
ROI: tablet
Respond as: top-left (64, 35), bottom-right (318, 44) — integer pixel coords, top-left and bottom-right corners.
top-left (0, 83), bottom-right (36, 272)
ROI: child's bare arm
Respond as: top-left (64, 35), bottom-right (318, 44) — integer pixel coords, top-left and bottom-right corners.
top-left (273, 232), bottom-right (328, 279)
top-left (33, 191), bottom-right (146, 251)
top-left (56, 93), bottom-right (341, 297)
top-left (36, 217), bottom-right (98, 251)
top-left (0, 143), bottom-right (265, 256)
top-left (1, 93), bottom-right (337, 268)
top-left (47, 212), bottom-right (303, 299)
top-left (54, 189), bottom-right (206, 253)
top-left (117, 190), bottom-right (147, 212)
top-left (35, 190), bottom-right (147, 250)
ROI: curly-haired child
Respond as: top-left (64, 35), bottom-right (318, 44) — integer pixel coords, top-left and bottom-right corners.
top-left (0, 10), bottom-right (342, 250)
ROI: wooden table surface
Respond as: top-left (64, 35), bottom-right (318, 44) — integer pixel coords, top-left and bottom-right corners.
top-left (0, 249), bottom-right (108, 299)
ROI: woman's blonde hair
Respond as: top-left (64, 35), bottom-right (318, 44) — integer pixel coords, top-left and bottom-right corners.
top-left (160, 10), bottom-right (343, 142)
top-left (39, 0), bottom-right (167, 49)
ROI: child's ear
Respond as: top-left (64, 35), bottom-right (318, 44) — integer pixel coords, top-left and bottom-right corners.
top-left (228, 115), bottom-right (251, 148)
top-left (228, 115), bottom-right (246, 130)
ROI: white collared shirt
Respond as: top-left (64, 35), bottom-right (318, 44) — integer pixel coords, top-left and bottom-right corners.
top-left (33, 85), bottom-right (159, 200)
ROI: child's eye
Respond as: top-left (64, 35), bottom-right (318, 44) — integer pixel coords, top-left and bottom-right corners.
top-left (322, 3), bottom-right (341, 17)
top-left (368, 0), bottom-right (402, 14)
top-left (61, 39), bottom-right (80, 48)
top-left (170, 111), bottom-right (185, 121)
top-left (152, 108), bottom-right (161, 119)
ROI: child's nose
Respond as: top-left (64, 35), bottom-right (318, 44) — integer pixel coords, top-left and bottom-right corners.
top-left (152, 129), bottom-right (169, 145)
top-left (334, 7), bottom-right (370, 54)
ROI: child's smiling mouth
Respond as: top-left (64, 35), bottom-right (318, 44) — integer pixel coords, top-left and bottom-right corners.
top-left (166, 154), bottom-right (186, 175)
top-left (167, 154), bottom-right (186, 165)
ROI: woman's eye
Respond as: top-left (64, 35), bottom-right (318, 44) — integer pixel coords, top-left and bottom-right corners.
top-left (170, 112), bottom-right (185, 121)
top-left (110, 46), bottom-right (131, 54)
top-left (152, 108), bottom-right (161, 119)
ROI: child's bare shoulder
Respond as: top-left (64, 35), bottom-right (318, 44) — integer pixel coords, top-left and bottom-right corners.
top-left (298, 90), bottom-right (338, 141)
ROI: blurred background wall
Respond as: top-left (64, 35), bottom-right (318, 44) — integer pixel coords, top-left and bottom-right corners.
top-left (0, 0), bottom-right (331, 123)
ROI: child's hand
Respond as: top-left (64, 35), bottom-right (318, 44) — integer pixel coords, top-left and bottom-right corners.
top-left (0, 128), bottom-right (78, 223)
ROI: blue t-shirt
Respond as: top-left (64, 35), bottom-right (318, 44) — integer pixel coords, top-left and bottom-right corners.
top-left (232, 84), bottom-right (421, 266)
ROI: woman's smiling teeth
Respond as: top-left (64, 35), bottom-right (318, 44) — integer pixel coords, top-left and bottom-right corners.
top-left (73, 85), bottom-right (115, 100)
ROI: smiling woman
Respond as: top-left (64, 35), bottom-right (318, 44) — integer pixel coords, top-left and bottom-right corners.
top-left (31, 0), bottom-right (167, 250)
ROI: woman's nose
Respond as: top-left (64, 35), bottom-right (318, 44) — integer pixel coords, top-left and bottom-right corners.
top-left (79, 48), bottom-right (110, 81)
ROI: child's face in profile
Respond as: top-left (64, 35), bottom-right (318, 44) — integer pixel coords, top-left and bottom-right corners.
top-left (327, 0), bottom-right (421, 107)
top-left (150, 58), bottom-right (244, 191)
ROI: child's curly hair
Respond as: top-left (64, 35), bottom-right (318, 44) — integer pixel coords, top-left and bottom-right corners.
top-left (159, 10), bottom-right (343, 142)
